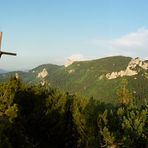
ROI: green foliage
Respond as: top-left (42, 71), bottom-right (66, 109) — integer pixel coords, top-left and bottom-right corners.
top-left (98, 110), bottom-right (115, 147)
top-left (121, 105), bottom-right (147, 145)
top-left (116, 79), bottom-right (133, 105)
top-left (0, 56), bottom-right (148, 106)
top-left (0, 76), bottom-right (20, 122)
top-left (101, 127), bottom-right (115, 146)
top-left (0, 77), bottom-right (147, 148)
top-left (0, 56), bottom-right (136, 103)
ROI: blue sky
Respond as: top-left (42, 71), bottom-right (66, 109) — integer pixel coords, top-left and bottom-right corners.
top-left (0, 0), bottom-right (148, 70)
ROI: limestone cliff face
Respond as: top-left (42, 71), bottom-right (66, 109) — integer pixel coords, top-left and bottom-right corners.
top-left (64, 55), bottom-right (84, 67)
top-left (129, 57), bottom-right (148, 70)
top-left (37, 68), bottom-right (48, 78)
top-left (106, 57), bottom-right (148, 79)
top-left (65, 59), bottom-right (74, 67)
top-left (68, 69), bottom-right (75, 74)
top-left (15, 73), bottom-right (19, 79)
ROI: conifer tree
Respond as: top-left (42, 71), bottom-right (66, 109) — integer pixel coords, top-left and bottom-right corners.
top-left (116, 79), bottom-right (133, 105)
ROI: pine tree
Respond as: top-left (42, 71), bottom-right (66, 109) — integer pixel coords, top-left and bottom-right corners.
top-left (116, 79), bottom-right (133, 105)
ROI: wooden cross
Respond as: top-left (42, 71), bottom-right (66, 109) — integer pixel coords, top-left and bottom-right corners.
top-left (0, 32), bottom-right (17, 58)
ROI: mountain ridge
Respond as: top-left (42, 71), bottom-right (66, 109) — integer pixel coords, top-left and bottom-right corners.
top-left (0, 55), bottom-right (148, 104)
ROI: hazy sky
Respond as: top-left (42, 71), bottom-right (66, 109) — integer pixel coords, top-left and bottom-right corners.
top-left (0, 0), bottom-right (148, 70)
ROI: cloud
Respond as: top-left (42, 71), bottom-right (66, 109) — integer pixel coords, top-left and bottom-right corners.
top-left (92, 28), bottom-right (148, 58)
top-left (110, 28), bottom-right (148, 49)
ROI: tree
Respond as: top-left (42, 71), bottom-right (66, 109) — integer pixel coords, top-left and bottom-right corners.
top-left (0, 77), bottom-right (21, 148)
top-left (98, 110), bottom-right (116, 147)
top-left (116, 79), bottom-right (133, 105)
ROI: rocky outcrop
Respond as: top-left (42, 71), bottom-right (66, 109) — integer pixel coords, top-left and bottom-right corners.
top-left (129, 57), bottom-right (148, 70)
top-left (106, 57), bottom-right (148, 79)
top-left (37, 68), bottom-right (48, 78)
top-left (64, 55), bottom-right (84, 67)
top-left (65, 59), bottom-right (74, 67)
top-left (68, 69), bottom-right (75, 74)
top-left (15, 73), bottom-right (19, 79)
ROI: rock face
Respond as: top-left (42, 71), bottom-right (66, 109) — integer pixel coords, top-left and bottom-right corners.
top-left (65, 59), bottom-right (74, 67)
top-left (15, 73), bottom-right (19, 79)
top-left (64, 55), bottom-right (84, 67)
top-left (68, 69), bottom-right (75, 74)
top-left (37, 68), bottom-right (48, 78)
top-left (106, 57), bottom-right (148, 79)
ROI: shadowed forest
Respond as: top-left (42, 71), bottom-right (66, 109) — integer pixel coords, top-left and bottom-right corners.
top-left (0, 77), bottom-right (147, 148)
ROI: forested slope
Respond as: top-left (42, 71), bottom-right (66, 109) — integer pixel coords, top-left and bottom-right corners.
top-left (0, 56), bottom-right (148, 105)
top-left (0, 77), bottom-right (147, 148)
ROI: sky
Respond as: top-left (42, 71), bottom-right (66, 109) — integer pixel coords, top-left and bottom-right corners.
top-left (0, 0), bottom-right (148, 70)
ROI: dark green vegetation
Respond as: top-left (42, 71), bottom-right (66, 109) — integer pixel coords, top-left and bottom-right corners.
top-left (0, 77), bottom-right (147, 148)
top-left (0, 56), bottom-right (148, 105)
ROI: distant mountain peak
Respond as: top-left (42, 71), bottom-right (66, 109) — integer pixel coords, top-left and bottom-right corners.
top-left (64, 54), bottom-right (85, 67)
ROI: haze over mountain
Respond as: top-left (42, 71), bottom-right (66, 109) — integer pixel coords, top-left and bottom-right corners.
top-left (0, 69), bottom-right (8, 74)
top-left (1, 56), bottom-right (148, 105)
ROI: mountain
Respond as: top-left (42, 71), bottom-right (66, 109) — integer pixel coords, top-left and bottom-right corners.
top-left (0, 56), bottom-right (148, 104)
